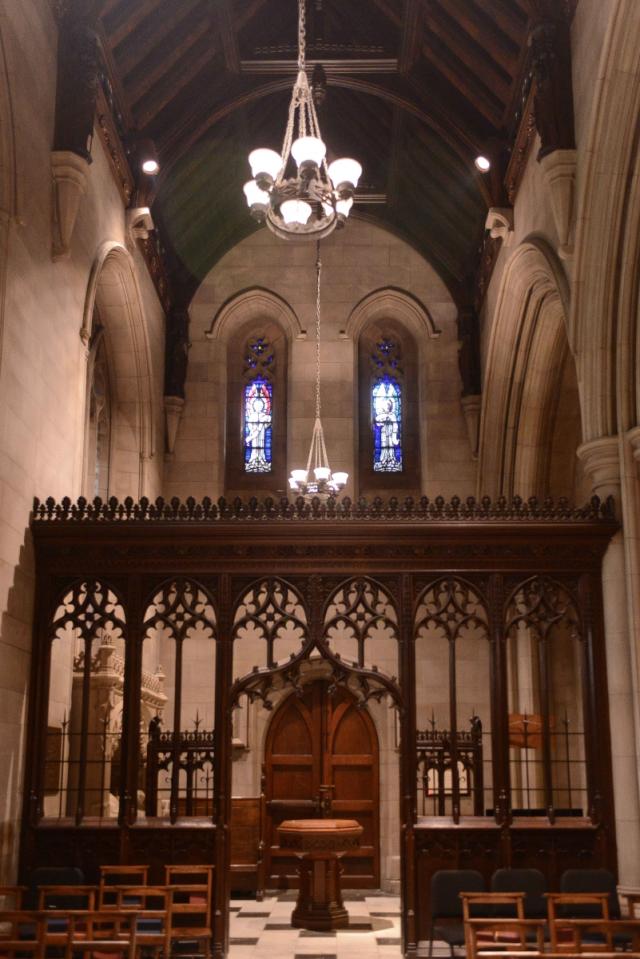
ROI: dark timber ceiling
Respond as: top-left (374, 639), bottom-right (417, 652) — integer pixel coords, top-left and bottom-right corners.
top-left (97, 0), bottom-right (532, 298)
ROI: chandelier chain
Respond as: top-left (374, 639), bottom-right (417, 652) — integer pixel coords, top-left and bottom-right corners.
top-left (298, 0), bottom-right (306, 71)
top-left (315, 241), bottom-right (322, 420)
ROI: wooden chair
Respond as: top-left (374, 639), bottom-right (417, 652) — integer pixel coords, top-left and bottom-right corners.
top-left (0, 911), bottom-right (45, 959)
top-left (98, 867), bottom-right (149, 908)
top-left (62, 910), bottom-right (138, 959)
top-left (546, 892), bottom-right (610, 953)
top-left (464, 918), bottom-right (546, 959)
top-left (98, 885), bottom-right (171, 957)
top-left (461, 892), bottom-right (544, 957)
top-left (0, 889), bottom-right (26, 911)
top-left (37, 885), bottom-right (97, 911)
top-left (164, 866), bottom-right (213, 957)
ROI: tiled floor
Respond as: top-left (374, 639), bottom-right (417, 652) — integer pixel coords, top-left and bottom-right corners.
top-left (228, 892), bottom-right (452, 958)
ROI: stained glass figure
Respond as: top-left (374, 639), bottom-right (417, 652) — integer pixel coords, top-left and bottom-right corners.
top-left (373, 376), bottom-right (402, 472)
top-left (244, 377), bottom-right (273, 473)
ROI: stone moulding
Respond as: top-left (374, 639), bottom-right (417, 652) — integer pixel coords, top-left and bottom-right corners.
top-left (31, 493), bottom-right (615, 524)
top-left (51, 150), bottom-right (90, 260)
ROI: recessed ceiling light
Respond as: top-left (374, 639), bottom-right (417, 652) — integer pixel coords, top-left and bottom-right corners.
top-left (475, 155), bottom-right (491, 172)
top-left (141, 158), bottom-right (159, 175)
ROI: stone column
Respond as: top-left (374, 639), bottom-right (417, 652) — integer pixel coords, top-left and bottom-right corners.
top-left (577, 436), bottom-right (640, 890)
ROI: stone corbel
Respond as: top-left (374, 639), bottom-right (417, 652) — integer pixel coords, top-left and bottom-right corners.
top-left (164, 395), bottom-right (185, 456)
top-left (485, 207), bottom-right (514, 245)
top-left (461, 394), bottom-right (482, 460)
top-left (540, 148), bottom-right (577, 259)
top-left (51, 150), bottom-right (90, 260)
top-left (626, 426), bottom-right (640, 470)
top-left (126, 206), bottom-right (154, 248)
top-left (577, 435), bottom-right (621, 498)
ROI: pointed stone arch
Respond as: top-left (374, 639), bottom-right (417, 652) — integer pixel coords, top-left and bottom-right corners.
top-left (81, 242), bottom-right (157, 498)
top-left (477, 237), bottom-right (583, 498)
top-left (0, 11), bottom-right (18, 374)
top-left (570, 0), bottom-right (640, 441)
top-left (205, 286), bottom-right (304, 343)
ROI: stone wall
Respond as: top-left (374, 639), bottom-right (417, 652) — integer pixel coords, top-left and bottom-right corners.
top-left (165, 218), bottom-right (476, 503)
top-left (0, 0), bottom-right (165, 880)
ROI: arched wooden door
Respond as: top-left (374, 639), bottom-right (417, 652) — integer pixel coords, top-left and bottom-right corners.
top-left (263, 680), bottom-right (380, 889)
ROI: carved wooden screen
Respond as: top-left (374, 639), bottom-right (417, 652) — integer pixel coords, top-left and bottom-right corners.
top-left (142, 578), bottom-right (217, 821)
top-left (414, 577), bottom-right (491, 819)
top-left (44, 580), bottom-right (126, 822)
top-left (26, 492), bottom-right (618, 959)
top-left (505, 576), bottom-right (588, 819)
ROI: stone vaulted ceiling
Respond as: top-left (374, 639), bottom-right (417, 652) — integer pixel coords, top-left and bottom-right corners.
top-left (97, 0), bottom-right (534, 299)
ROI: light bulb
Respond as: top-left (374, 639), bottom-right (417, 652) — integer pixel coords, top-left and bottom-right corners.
top-left (475, 155), bottom-right (491, 172)
top-left (328, 158), bottom-right (361, 191)
top-left (314, 466), bottom-right (331, 481)
top-left (243, 180), bottom-right (269, 208)
top-left (336, 197), bottom-right (353, 218)
top-left (291, 136), bottom-right (326, 168)
top-left (142, 158), bottom-right (159, 175)
top-left (249, 148), bottom-right (282, 182)
top-left (288, 478), bottom-right (299, 491)
top-left (332, 472), bottom-right (348, 487)
top-left (291, 469), bottom-right (308, 483)
top-left (280, 199), bottom-right (312, 225)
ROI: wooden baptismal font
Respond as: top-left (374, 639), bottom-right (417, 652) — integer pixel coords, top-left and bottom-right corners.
top-left (278, 819), bottom-right (364, 930)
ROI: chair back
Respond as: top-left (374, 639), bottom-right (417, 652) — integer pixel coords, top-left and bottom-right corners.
top-left (26, 867), bottom-right (84, 909)
top-left (38, 885), bottom-right (97, 911)
top-left (431, 869), bottom-right (484, 919)
top-left (491, 868), bottom-right (547, 918)
top-left (561, 868), bottom-right (620, 919)
top-left (99, 865), bottom-right (149, 887)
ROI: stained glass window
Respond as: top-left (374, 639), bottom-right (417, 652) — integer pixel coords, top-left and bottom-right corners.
top-left (373, 376), bottom-right (402, 472)
top-left (244, 376), bottom-right (273, 473)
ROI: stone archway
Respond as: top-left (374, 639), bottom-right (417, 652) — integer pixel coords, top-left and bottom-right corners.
top-left (81, 243), bottom-right (157, 499)
top-left (478, 238), bottom-right (586, 499)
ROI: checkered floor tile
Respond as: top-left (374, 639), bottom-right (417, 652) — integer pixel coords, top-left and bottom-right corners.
top-left (228, 892), bottom-right (454, 957)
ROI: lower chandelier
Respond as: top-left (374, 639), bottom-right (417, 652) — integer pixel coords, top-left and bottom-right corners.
top-left (289, 244), bottom-right (348, 499)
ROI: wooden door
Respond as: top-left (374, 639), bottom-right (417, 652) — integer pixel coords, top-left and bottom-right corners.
top-left (264, 680), bottom-right (380, 888)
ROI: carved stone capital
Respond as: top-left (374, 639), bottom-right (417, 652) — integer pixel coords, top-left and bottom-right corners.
top-left (485, 207), bottom-right (514, 244)
top-left (540, 148), bottom-right (576, 258)
top-left (577, 436), bottom-right (621, 498)
top-left (126, 206), bottom-right (155, 247)
top-left (164, 395), bottom-right (185, 455)
top-left (461, 394), bottom-right (482, 460)
top-left (51, 151), bottom-right (90, 260)
top-left (626, 426), bottom-right (640, 466)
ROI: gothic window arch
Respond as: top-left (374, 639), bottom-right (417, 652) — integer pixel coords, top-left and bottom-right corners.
top-left (226, 319), bottom-right (288, 495)
top-left (358, 319), bottom-right (420, 494)
top-left (83, 325), bottom-right (113, 500)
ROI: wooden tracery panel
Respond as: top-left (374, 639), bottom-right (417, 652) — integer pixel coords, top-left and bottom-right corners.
top-left (414, 577), bottom-right (491, 819)
top-left (142, 578), bottom-right (217, 822)
top-left (44, 579), bottom-right (127, 823)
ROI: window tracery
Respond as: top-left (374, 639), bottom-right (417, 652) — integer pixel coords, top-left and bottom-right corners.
top-left (358, 320), bottom-right (419, 493)
top-left (226, 322), bottom-right (287, 495)
top-left (243, 337), bottom-right (274, 474)
top-left (372, 337), bottom-right (403, 473)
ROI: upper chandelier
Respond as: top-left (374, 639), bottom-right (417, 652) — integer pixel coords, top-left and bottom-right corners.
top-left (242, 0), bottom-right (362, 241)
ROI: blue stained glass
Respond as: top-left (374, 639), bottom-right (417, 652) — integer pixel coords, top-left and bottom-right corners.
top-left (244, 377), bottom-right (273, 473)
top-left (372, 377), bottom-right (402, 473)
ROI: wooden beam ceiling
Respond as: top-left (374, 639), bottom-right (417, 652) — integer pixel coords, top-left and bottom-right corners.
top-left (96, 0), bottom-right (530, 297)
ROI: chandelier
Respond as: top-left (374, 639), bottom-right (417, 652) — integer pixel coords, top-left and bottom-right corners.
top-left (243, 0), bottom-right (362, 241)
top-left (289, 244), bottom-right (348, 497)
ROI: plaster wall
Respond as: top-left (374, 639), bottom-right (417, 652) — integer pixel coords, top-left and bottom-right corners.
top-left (0, 0), bottom-right (165, 880)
